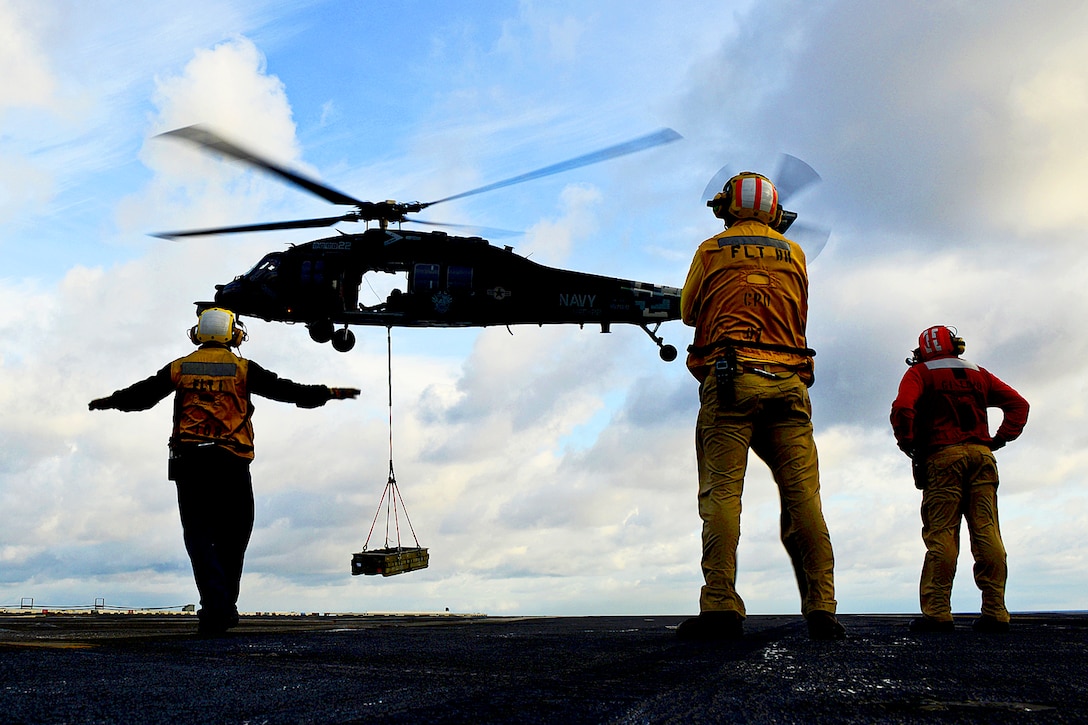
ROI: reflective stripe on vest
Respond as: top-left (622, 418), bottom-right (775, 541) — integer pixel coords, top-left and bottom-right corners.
top-left (924, 358), bottom-right (980, 372)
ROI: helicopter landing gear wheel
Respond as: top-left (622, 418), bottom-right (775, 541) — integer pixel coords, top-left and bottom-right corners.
top-left (640, 323), bottom-right (677, 363)
top-left (309, 320), bottom-right (334, 344)
top-left (331, 327), bottom-right (356, 353)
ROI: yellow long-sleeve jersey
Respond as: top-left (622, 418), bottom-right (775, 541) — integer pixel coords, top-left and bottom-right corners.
top-left (681, 219), bottom-right (813, 382)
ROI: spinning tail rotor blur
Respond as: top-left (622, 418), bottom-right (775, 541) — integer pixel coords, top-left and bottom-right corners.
top-left (701, 153), bottom-right (831, 260)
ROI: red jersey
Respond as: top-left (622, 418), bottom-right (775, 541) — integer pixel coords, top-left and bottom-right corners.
top-left (890, 356), bottom-right (1029, 454)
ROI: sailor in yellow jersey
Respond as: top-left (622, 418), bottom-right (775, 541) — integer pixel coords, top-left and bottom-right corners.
top-left (90, 308), bottom-right (360, 635)
top-left (678, 172), bottom-right (844, 641)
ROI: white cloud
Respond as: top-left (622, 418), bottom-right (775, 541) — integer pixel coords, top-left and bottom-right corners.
top-left (521, 183), bottom-right (603, 264)
top-left (0, 0), bottom-right (57, 111)
top-left (115, 37), bottom-right (303, 236)
top-left (149, 37), bottom-right (297, 147)
top-left (2, 1), bottom-right (1087, 617)
top-left (987, 34), bottom-right (1088, 232)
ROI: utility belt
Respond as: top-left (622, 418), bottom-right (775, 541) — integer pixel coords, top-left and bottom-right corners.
top-left (712, 356), bottom-right (806, 407)
top-left (700, 338), bottom-right (815, 408)
top-left (688, 337), bottom-right (816, 360)
top-left (168, 439), bottom-right (251, 480)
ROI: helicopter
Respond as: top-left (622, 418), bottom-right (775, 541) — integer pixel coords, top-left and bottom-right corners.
top-left (156, 126), bottom-right (827, 361)
top-left (156, 125), bottom-right (687, 360)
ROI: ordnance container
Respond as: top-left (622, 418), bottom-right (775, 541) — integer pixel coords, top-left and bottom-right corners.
top-left (351, 547), bottom-right (429, 576)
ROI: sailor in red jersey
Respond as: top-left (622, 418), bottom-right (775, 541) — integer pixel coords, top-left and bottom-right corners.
top-left (891, 325), bottom-right (1029, 633)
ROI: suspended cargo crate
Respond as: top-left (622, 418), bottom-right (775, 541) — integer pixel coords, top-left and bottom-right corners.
top-left (351, 546), bottom-right (429, 577)
top-left (351, 463), bottom-right (428, 577)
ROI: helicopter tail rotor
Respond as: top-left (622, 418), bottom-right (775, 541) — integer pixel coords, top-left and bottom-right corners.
top-left (773, 153), bottom-right (822, 202)
top-left (701, 164), bottom-right (736, 205)
top-left (700, 153), bottom-right (831, 260)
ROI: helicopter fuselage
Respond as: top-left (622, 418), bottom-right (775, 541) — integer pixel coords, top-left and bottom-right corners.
top-left (212, 228), bottom-right (681, 357)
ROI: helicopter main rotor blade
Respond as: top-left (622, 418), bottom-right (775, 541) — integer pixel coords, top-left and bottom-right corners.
top-left (159, 125), bottom-right (367, 208)
top-left (424, 127), bottom-right (682, 208)
top-left (403, 218), bottom-right (523, 238)
top-left (153, 214), bottom-right (357, 239)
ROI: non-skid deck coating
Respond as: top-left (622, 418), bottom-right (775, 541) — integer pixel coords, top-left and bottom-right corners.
top-left (1, 612), bottom-right (1086, 723)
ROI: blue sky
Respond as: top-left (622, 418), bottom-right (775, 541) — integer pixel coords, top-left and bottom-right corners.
top-left (2, 0), bottom-right (1087, 616)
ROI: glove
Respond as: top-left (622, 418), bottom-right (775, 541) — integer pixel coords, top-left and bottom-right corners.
top-left (989, 435), bottom-right (1007, 451)
top-left (329, 387), bottom-right (361, 400)
top-left (88, 397), bottom-right (113, 411)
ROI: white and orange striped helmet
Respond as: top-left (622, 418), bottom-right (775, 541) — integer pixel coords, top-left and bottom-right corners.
top-left (709, 172), bottom-right (782, 227)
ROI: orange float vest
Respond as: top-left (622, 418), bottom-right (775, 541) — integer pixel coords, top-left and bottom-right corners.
top-left (169, 346), bottom-right (255, 460)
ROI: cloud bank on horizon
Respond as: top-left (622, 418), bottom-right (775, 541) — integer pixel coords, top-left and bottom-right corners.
top-left (1, 0), bottom-right (1085, 615)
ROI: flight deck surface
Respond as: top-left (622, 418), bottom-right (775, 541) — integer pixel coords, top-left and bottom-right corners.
top-left (1, 612), bottom-right (1085, 723)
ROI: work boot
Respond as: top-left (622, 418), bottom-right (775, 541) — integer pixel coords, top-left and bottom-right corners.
top-left (676, 610), bottom-right (744, 641)
top-left (197, 619), bottom-right (232, 637)
top-left (807, 610), bottom-right (846, 640)
top-left (909, 615), bottom-right (955, 633)
top-left (972, 615), bottom-right (1010, 633)
top-left (197, 608), bottom-right (240, 637)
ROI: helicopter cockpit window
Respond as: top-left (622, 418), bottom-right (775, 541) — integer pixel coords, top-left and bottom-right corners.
top-left (413, 263), bottom-right (440, 292)
top-left (447, 265), bottom-right (473, 290)
top-left (246, 254), bottom-right (280, 282)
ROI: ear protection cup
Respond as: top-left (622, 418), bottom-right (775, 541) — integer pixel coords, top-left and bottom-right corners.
top-left (231, 319), bottom-right (248, 347)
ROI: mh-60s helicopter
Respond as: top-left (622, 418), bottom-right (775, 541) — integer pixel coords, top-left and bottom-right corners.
top-left (157, 125), bottom-right (687, 360)
top-left (157, 127), bottom-right (829, 361)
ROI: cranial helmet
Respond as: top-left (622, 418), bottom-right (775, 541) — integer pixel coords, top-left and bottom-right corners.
top-left (189, 307), bottom-right (246, 347)
top-left (915, 325), bottom-right (966, 362)
top-left (709, 172), bottom-right (782, 227)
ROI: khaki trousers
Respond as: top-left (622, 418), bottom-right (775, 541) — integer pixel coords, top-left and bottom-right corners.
top-left (695, 371), bottom-right (837, 617)
top-left (919, 443), bottom-right (1008, 623)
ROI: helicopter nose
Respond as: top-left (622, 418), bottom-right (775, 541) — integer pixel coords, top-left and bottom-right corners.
top-left (213, 283), bottom-right (236, 305)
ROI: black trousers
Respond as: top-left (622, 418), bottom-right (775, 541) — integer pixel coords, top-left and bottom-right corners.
top-left (172, 447), bottom-right (254, 625)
